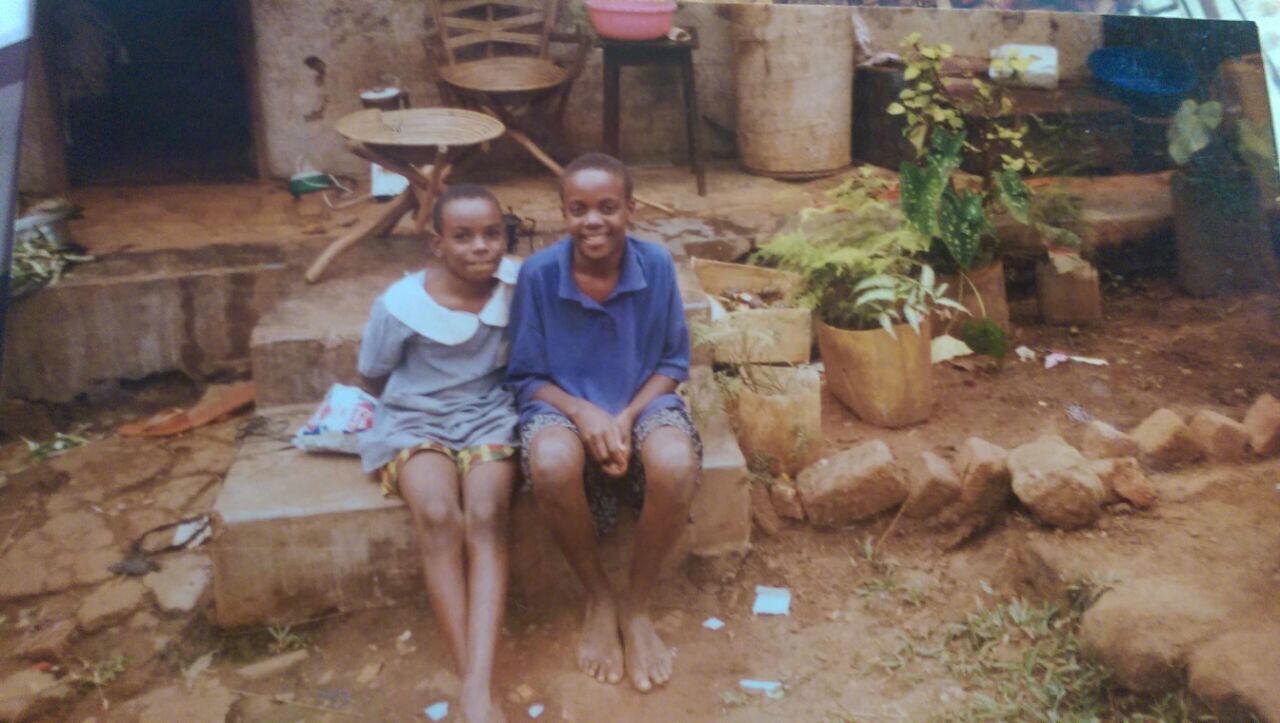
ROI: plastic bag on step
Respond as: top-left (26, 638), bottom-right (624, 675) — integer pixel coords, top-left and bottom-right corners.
top-left (292, 384), bottom-right (377, 455)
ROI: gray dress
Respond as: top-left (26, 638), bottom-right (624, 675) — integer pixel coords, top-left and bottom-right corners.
top-left (357, 260), bottom-right (521, 474)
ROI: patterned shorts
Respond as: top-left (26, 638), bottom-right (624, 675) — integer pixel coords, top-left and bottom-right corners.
top-left (518, 406), bottom-right (702, 536)
top-left (377, 441), bottom-right (517, 497)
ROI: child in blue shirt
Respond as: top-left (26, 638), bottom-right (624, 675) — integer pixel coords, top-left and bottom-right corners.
top-left (507, 153), bottom-right (701, 693)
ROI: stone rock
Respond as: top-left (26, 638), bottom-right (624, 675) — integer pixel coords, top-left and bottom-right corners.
top-left (115, 681), bottom-right (239, 723)
top-left (1080, 420), bottom-right (1139, 461)
top-left (77, 578), bottom-right (148, 632)
top-left (1009, 436), bottom-right (1106, 529)
top-left (0, 669), bottom-right (71, 722)
top-left (769, 483), bottom-right (805, 521)
top-left (1187, 625), bottom-right (1280, 722)
top-left (1081, 578), bottom-right (1231, 694)
top-left (1243, 393), bottom-right (1280, 457)
top-left (941, 438), bottom-right (1013, 542)
top-left (903, 451), bottom-right (960, 519)
top-left (1131, 408), bottom-right (1203, 470)
top-left (13, 619), bottom-right (77, 661)
top-left (1187, 410), bottom-right (1250, 463)
top-left (796, 441), bottom-right (906, 526)
top-left (749, 484), bottom-right (782, 537)
top-left (1089, 457), bottom-right (1156, 509)
top-left (235, 649), bottom-right (310, 681)
top-left (0, 511), bottom-right (118, 601)
top-left (142, 553), bottom-right (212, 613)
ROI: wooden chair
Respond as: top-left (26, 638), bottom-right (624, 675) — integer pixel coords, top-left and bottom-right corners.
top-left (425, 0), bottom-right (588, 177)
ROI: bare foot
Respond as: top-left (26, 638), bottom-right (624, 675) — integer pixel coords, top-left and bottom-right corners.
top-left (620, 604), bottom-right (673, 693)
top-left (577, 594), bottom-right (624, 684)
top-left (461, 678), bottom-right (506, 723)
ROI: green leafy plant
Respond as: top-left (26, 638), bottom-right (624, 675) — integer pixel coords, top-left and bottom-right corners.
top-left (852, 265), bottom-right (969, 338)
top-left (1169, 98), bottom-right (1279, 195)
top-left (1168, 99), bottom-right (1225, 166)
top-left (752, 171), bottom-right (948, 331)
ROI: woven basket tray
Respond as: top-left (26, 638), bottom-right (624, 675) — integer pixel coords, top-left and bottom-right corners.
top-left (440, 57), bottom-right (569, 93)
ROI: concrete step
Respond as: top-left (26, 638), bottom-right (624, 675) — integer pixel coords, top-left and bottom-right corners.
top-left (211, 391), bottom-right (747, 627)
top-left (251, 250), bottom-right (712, 409)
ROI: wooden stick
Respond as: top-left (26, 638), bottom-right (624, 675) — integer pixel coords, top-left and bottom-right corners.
top-left (304, 191), bottom-right (414, 283)
top-left (413, 147), bottom-right (452, 235)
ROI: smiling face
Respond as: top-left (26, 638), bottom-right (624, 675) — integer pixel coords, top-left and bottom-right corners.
top-left (561, 167), bottom-right (633, 267)
top-left (434, 196), bottom-right (505, 285)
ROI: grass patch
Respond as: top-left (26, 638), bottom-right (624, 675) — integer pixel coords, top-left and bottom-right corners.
top-left (932, 597), bottom-right (1219, 722)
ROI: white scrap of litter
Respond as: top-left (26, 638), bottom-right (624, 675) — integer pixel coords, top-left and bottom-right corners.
top-left (173, 515), bottom-right (212, 548)
top-left (707, 295), bottom-right (729, 322)
top-left (752, 586), bottom-right (791, 616)
top-left (424, 701), bottom-right (449, 720)
top-left (739, 679), bottom-right (785, 699)
top-left (1045, 352), bottom-right (1108, 370)
top-left (398, 630), bottom-right (413, 643)
top-left (1015, 345), bottom-right (1037, 362)
top-left (528, 704), bottom-right (545, 719)
top-left (702, 617), bottom-right (725, 631)
top-left (931, 334), bottom-right (974, 364)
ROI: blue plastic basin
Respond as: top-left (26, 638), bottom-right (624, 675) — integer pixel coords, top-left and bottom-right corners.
top-left (1088, 47), bottom-right (1196, 117)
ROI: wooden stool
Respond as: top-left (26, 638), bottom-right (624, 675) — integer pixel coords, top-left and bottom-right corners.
top-left (601, 29), bottom-right (706, 196)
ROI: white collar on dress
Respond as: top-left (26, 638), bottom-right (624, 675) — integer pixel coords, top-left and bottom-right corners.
top-left (382, 256), bottom-right (521, 346)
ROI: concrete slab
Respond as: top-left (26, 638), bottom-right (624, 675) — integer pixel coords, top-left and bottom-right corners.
top-left (212, 395), bottom-right (747, 626)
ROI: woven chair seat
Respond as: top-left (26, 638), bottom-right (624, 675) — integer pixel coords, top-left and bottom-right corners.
top-left (440, 57), bottom-right (569, 93)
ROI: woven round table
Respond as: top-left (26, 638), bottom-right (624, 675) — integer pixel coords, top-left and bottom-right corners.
top-left (306, 108), bottom-right (506, 283)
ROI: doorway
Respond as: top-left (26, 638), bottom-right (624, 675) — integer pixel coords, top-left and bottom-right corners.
top-left (45, 0), bottom-right (257, 185)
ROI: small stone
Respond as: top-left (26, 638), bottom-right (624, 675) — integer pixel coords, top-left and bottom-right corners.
top-left (1080, 420), bottom-right (1139, 460)
top-left (903, 451), bottom-right (960, 519)
top-left (76, 578), bottom-right (148, 633)
top-left (1081, 578), bottom-right (1230, 694)
top-left (13, 619), bottom-right (77, 661)
top-left (1187, 410), bottom-right (1250, 462)
top-left (0, 668), bottom-right (71, 721)
top-left (1131, 408), bottom-right (1203, 470)
top-left (1009, 436), bottom-right (1106, 529)
top-left (796, 441), bottom-right (907, 526)
top-left (749, 484), bottom-right (782, 537)
top-left (356, 661), bottom-right (383, 685)
top-left (1243, 393), bottom-right (1280, 457)
top-left (1187, 625), bottom-right (1280, 722)
top-left (129, 611), bottom-right (160, 629)
top-left (769, 483), bottom-right (805, 521)
top-left (235, 649), bottom-right (310, 681)
top-left (512, 683), bottom-right (535, 703)
top-left (142, 553), bottom-right (212, 613)
top-left (1090, 457), bottom-right (1156, 509)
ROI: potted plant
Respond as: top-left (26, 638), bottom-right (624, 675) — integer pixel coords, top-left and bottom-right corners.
top-left (753, 173), bottom-right (967, 428)
top-left (1027, 184), bottom-right (1103, 325)
top-left (1167, 99), bottom-right (1278, 296)
top-left (889, 34), bottom-right (1041, 342)
top-left (691, 257), bottom-right (811, 366)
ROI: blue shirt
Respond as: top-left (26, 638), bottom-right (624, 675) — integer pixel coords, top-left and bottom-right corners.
top-left (507, 236), bottom-right (691, 426)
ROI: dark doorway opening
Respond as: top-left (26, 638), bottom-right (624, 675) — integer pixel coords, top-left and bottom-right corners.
top-left (47, 0), bottom-right (256, 185)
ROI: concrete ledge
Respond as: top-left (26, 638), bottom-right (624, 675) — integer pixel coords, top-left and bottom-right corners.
top-left (212, 396), bottom-right (748, 627)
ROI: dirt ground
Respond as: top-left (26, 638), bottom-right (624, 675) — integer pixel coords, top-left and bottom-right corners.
top-left (1, 276), bottom-right (1279, 722)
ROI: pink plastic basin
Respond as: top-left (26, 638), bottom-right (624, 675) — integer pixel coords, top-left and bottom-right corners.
top-left (586, 0), bottom-right (677, 41)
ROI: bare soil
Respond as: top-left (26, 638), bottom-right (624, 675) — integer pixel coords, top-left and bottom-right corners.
top-left (2, 278), bottom-right (1279, 722)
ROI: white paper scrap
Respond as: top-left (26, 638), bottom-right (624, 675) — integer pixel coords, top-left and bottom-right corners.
top-left (702, 617), bottom-right (725, 631)
top-left (1015, 345), bottom-right (1037, 362)
top-left (752, 586), bottom-right (791, 616)
top-left (528, 704), bottom-right (545, 719)
top-left (424, 701), bottom-right (449, 720)
top-left (740, 679), bottom-right (785, 699)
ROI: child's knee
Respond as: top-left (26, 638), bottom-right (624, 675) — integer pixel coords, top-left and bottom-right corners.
top-left (528, 429), bottom-right (584, 488)
top-left (464, 495), bottom-right (509, 538)
top-left (643, 430), bottom-right (699, 488)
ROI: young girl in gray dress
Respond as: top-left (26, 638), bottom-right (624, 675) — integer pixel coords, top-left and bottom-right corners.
top-left (358, 185), bottom-right (519, 723)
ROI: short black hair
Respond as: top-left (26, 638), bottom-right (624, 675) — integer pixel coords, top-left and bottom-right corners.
top-left (561, 152), bottom-right (633, 200)
top-left (432, 184), bottom-right (501, 234)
